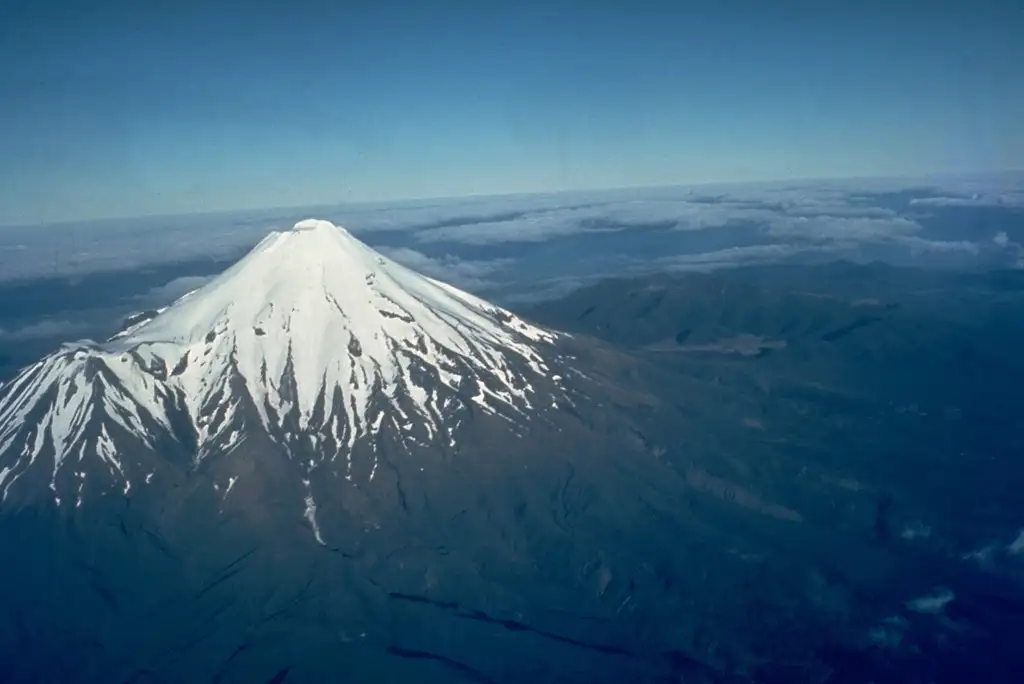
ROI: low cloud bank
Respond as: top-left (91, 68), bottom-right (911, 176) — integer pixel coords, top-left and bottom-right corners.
top-left (2, 173), bottom-right (1021, 291)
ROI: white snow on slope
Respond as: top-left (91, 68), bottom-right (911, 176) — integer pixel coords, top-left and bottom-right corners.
top-left (0, 220), bottom-right (563, 500)
top-left (0, 350), bottom-right (175, 499)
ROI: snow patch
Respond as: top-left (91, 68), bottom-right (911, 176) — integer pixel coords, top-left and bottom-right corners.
top-left (900, 523), bottom-right (932, 540)
top-left (302, 478), bottom-right (326, 546)
top-left (868, 616), bottom-right (909, 649)
top-left (906, 589), bottom-right (955, 614)
top-left (1008, 529), bottom-right (1024, 555)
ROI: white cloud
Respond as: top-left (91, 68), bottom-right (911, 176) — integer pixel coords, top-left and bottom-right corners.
top-left (650, 242), bottom-right (837, 271)
top-left (765, 215), bottom-right (922, 241)
top-left (910, 193), bottom-right (1024, 208)
top-left (897, 236), bottom-right (980, 255)
top-left (785, 204), bottom-right (898, 218)
top-left (414, 211), bottom-right (602, 245)
top-left (144, 275), bottom-right (215, 304)
top-left (378, 247), bottom-right (512, 289)
top-left (0, 171), bottom-right (1019, 284)
top-left (409, 193), bottom-right (911, 246)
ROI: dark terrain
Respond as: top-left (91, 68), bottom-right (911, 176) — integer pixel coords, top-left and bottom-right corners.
top-left (2, 262), bottom-right (1024, 683)
top-left (529, 263), bottom-right (1024, 680)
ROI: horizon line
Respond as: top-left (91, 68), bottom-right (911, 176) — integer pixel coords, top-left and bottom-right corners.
top-left (4, 167), bottom-right (1021, 231)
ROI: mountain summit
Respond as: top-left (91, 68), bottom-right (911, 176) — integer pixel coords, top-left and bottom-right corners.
top-left (0, 219), bottom-right (568, 514)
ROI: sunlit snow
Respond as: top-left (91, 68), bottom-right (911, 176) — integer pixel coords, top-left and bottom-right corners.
top-left (0, 220), bottom-right (565, 503)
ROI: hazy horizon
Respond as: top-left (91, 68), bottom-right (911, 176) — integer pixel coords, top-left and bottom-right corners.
top-left (1, 168), bottom-right (1021, 230)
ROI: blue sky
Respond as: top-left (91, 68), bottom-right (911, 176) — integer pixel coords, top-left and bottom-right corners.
top-left (1, 1), bottom-right (1022, 225)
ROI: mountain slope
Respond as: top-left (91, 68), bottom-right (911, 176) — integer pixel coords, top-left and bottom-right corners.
top-left (2, 228), bottom-right (1021, 683)
top-left (0, 219), bottom-right (570, 513)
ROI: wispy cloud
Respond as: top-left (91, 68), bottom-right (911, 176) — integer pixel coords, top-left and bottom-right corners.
top-left (962, 527), bottom-right (1024, 571)
top-left (1, 172), bottom-right (1021, 296)
top-left (897, 236), bottom-right (980, 255)
top-left (143, 275), bottom-right (215, 305)
top-left (378, 247), bottom-right (513, 289)
top-left (0, 319), bottom-right (88, 341)
top-left (910, 194), bottom-right (1024, 208)
top-left (764, 215), bottom-right (921, 241)
top-left (408, 193), bottom-right (915, 246)
top-left (650, 242), bottom-right (832, 271)
top-left (905, 172), bottom-right (1024, 208)
top-left (413, 210), bottom-right (607, 245)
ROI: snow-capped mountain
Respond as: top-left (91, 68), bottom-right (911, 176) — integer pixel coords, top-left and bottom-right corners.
top-left (5, 242), bottom-right (1011, 683)
top-left (0, 219), bottom-right (571, 512)
top-left (2, 217), bottom-right (703, 683)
